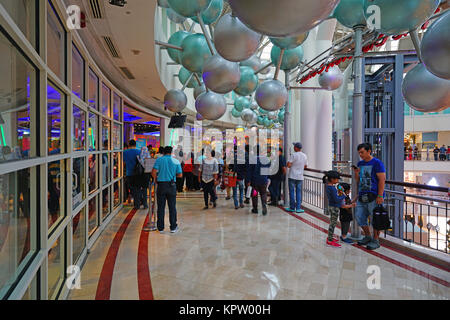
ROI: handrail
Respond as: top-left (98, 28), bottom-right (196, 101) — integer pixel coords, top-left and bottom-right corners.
top-left (304, 168), bottom-right (448, 193)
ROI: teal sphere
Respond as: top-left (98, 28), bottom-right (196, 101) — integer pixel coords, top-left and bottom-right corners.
top-left (278, 110), bottom-right (285, 123)
top-left (333, 0), bottom-right (366, 28)
top-left (178, 67), bottom-right (199, 88)
top-left (271, 45), bottom-right (304, 71)
top-left (270, 33), bottom-right (309, 50)
top-left (191, 0), bottom-right (223, 25)
top-left (167, 31), bottom-right (191, 64)
top-left (167, 0), bottom-right (212, 18)
top-left (263, 117), bottom-right (272, 127)
top-left (259, 107), bottom-right (268, 115)
top-left (257, 116), bottom-right (265, 126)
top-left (231, 107), bottom-right (242, 118)
top-left (180, 33), bottom-right (213, 73)
top-left (234, 96), bottom-right (251, 112)
top-left (233, 66), bottom-right (258, 96)
top-left (363, 0), bottom-right (440, 35)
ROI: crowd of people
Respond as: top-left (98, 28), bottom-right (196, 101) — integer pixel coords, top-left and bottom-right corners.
top-left (404, 144), bottom-right (450, 161)
top-left (122, 139), bottom-right (386, 251)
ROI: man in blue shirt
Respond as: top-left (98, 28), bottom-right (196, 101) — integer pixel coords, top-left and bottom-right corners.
top-left (152, 146), bottom-right (183, 234)
top-left (123, 140), bottom-right (141, 209)
top-left (352, 143), bottom-right (386, 250)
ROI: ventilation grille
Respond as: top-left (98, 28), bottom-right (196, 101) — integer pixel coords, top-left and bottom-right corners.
top-left (102, 36), bottom-right (120, 58)
top-left (119, 67), bottom-right (135, 80)
top-left (89, 0), bottom-right (103, 19)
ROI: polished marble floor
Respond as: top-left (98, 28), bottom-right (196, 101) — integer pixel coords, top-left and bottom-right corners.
top-left (69, 192), bottom-right (450, 300)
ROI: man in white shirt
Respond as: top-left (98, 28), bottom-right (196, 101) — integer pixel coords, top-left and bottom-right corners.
top-left (287, 142), bottom-right (308, 213)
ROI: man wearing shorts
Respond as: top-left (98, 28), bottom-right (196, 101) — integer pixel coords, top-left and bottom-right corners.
top-left (353, 143), bottom-right (386, 250)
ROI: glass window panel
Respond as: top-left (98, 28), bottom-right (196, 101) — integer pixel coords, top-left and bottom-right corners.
top-left (72, 208), bottom-right (86, 264)
top-left (0, 31), bottom-right (35, 164)
top-left (0, 168), bottom-right (33, 297)
top-left (88, 154), bottom-right (97, 193)
top-left (102, 119), bottom-right (110, 150)
top-left (48, 160), bottom-right (64, 230)
top-left (88, 196), bottom-right (97, 236)
top-left (47, 84), bottom-right (62, 155)
top-left (113, 123), bottom-right (121, 150)
top-left (102, 187), bottom-right (109, 220)
top-left (113, 152), bottom-right (120, 179)
top-left (0, 0), bottom-right (36, 47)
top-left (47, 1), bottom-right (65, 81)
top-left (102, 153), bottom-right (110, 186)
top-left (88, 68), bottom-right (98, 110)
top-left (21, 271), bottom-right (38, 300)
top-left (113, 181), bottom-right (120, 208)
top-left (101, 83), bottom-right (111, 117)
top-left (73, 106), bottom-right (85, 152)
top-left (72, 157), bottom-right (85, 209)
top-left (72, 45), bottom-right (84, 99)
top-left (88, 112), bottom-right (98, 151)
top-left (47, 233), bottom-right (65, 299)
top-left (113, 93), bottom-right (121, 121)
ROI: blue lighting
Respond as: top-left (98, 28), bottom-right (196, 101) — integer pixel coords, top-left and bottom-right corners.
top-left (123, 112), bottom-right (142, 122)
top-left (144, 121), bottom-right (160, 125)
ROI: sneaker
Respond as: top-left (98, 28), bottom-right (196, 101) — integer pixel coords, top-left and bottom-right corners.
top-left (203, 206), bottom-right (209, 210)
top-left (262, 206), bottom-right (267, 216)
top-left (286, 208), bottom-right (295, 212)
top-left (244, 199), bottom-right (250, 204)
top-left (213, 202), bottom-right (217, 208)
top-left (158, 230), bottom-right (165, 234)
top-left (326, 239), bottom-right (341, 248)
top-left (225, 197), bottom-right (231, 200)
top-left (366, 239), bottom-right (380, 250)
top-left (235, 206), bottom-right (239, 210)
top-left (251, 208), bottom-right (258, 214)
top-left (170, 226), bottom-right (180, 234)
top-left (296, 209), bottom-right (305, 213)
top-left (240, 203), bottom-right (245, 208)
top-left (357, 236), bottom-right (373, 246)
top-left (340, 236), bottom-right (354, 244)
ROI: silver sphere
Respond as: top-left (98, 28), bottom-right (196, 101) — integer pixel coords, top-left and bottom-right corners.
top-left (259, 59), bottom-right (272, 75)
top-left (255, 80), bottom-right (288, 111)
top-left (402, 63), bottom-right (450, 113)
top-left (240, 55), bottom-right (262, 73)
top-left (167, 8), bottom-right (186, 24)
top-left (164, 89), bottom-right (187, 112)
top-left (195, 92), bottom-right (227, 120)
top-left (270, 32), bottom-right (309, 49)
top-left (267, 111), bottom-right (277, 120)
top-left (319, 66), bottom-right (344, 91)
top-left (228, 0), bottom-right (340, 37)
top-left (214, 13), bottom-right (261, 62)
top-left (248, 111), bottom-right (258, 124)
top-left (421, 11), bottom-right (450, 80)
top-left (202, 54), bottom-right (241, 94)
top-left (250, 102), bottom-right (259, 110)
top-left (241, 109), bottom-right (255, 122)
top-left (194, 83), bottom-right (206, 100)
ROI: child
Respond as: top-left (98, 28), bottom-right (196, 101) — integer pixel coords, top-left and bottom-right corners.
top-left (323, 171), bottom-right (355, 248)
top-left (338, 183), bottom-right (355, 244)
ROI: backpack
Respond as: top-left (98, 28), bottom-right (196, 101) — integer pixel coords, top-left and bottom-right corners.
top-left (134, 155), bottom-right (144, 176)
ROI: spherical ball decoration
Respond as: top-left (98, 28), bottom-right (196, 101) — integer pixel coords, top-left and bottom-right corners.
top-left (167, 31), bottom-right (191, 64)
top-left (195, 91), bottom-right (227, 120)
top-left (180, 33), bottom-right (213, 73)
top-left (241, 109), bottom-right (255, 122)
top-left (268, 111), bottom-right (278, 120)
top-left (278, 110), bottom-right (285, 123)
top-left (228, 0), bottom-right (340, 37)
top-left (178, 67), bottom-right (199, 88)
top-left (167, 0), bottom-right (212, 18)
top-left (240, 55), bottom-right (262, 73)
top-left (259, 60), bottom-right (272, 75)
top-left (234, 66), bottom-right (259, 96)
top-left (255, 80), bottom-right (288, 111)
top-left (250, 102), bottom-right (259, 111)
top-left (214, 14), bottom-right (261, 62)
top-left (363, 0), bottom-right (440, 35)
top-left (257, 116), bottom-right (265, 125)
top-left (319, 66), bottom-right (344, 91)
top-left (402, 63), bottom-right (450, 113)
top-left (167, 8), bottom-right (186, 24)
top-left (249, 111), bottom-right (258, 125)
top-left (332, 0), bottom-right (366, 28)
top-left (231, 107), bottom-right (242, 118)
top-left (263, 117), bottom-right (273, 128)
top-left (202, 54), bottom-right (241, 94)
top-left (234, 96), bottom-right (251, 112)
top-left (196, 113), bottom-right (204, 121)
top-left (259, 107), bottom-right (268, 115)
top-left (164, 89), bottom-right (187, 112)
top-left (270, 32), bottom-right (309, 49)
top-left (421, 11), bottom-right (450, 80)
top-left (158, 0), bottom-right (170, 8)
top-left (194, 83), bottom-right (207, 99)
top-left (191, 0), bottom-right (223, 25)
top-left (271, 45), bottom-right (304, 71)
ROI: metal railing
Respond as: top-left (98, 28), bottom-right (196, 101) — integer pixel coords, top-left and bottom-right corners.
top-left (301, 168), bottom-right (449, 254)
top-left (404, 150), bottom-right (450, 162)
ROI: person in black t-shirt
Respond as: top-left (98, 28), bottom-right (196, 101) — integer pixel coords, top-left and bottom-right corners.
top-left (338, 183), bottom-right (354, 244)
top-left (268, 147), bottom-right (286, 206)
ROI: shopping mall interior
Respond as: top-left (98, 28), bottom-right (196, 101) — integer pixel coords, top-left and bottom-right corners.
top-left (0, 0), bottom-right (448, 302)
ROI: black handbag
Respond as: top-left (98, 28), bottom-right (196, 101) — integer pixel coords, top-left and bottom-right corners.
top-left (134, 156), bottom-right (144, 176)
top-left (372, 205), bottom-right (390, 230)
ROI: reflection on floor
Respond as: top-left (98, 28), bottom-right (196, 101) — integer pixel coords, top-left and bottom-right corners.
top-left (68, 192), bottom-right (450, 300)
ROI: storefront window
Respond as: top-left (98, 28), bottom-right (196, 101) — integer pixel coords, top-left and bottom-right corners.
top-left (0, 168), bottom-right (33, 297)
top-left (88, 112), bottom-right (98, 151)
top-left (113, 181), bottom-right (120, 208)
top-left (72, 208), bottom-right (86, 264)
top-left (102, 187), bottom-right (109, 220)
top-left (48, 160), bottom-right (64, 230)
top-left (72, 45), bottom-right (84, 99)
top-left (101, 83), bottom-right (111, 118)
top-left (0, 31), bottom-right (35, 164)
top-left (88, 154), bottom-right (97, 193)
top-left (88, 197), bottom-right (97, 236)
top-left (113, 123), bottom-right (121, 150)
top-left (73, 106), bottom-right (85, 152)
top-left (88, 68), bottom-right (98, 110)
top-left (113, 152), bottom-right (120, 179)
top-left (47, 84), bottom-right (62, 155)
top-left (73, 157), bottom-right (85, 209)
top-left (102, 153), bottom-right (110, 186)
top-left (0, 0), bottom-right (36, 48)
top-left (47, 1), bottom-right (65, 81)
top-left (102, 119), bottom-right (110, 150)
top-left (113, 93), bottom-right (121, 121)
top-left (47, 233), bottom-right (65, 299)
